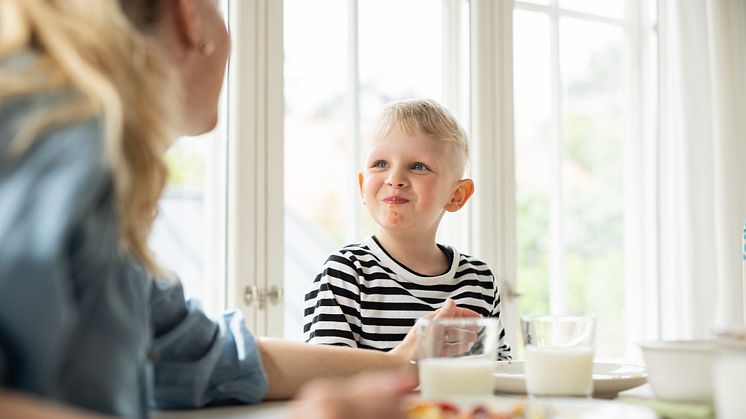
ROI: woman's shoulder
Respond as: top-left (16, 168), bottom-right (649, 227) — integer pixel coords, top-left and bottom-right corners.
top-left (0, 99), bottom-right (107, 187)
top-left (0, 95), bottom-right (110, 255)
top-left (1, 51), bottom-right (106, 180)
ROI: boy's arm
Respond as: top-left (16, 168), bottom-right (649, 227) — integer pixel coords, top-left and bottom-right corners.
top-left (303, 253), bottom-right (363, 348)
top-left (491, 277), bottom-right (513, 360)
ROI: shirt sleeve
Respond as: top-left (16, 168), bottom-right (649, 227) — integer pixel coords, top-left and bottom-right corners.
top-left (303, 252), bottom-right (363, 348)
top-left (0, 116), bottom-right (106, 393)
top-left (490, 279), bottom-right (512, 360)
top-left (149, 279), bottom-right (269, 409)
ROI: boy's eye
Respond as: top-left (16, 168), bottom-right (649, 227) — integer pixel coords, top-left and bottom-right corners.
top-left (372, 160), bottom-right (388, 169)
top-left (411, 162), bottom-right (428, 171)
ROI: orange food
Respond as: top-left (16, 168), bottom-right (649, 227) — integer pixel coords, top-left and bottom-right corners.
top-left (407, 400), bottom-right (530, 419)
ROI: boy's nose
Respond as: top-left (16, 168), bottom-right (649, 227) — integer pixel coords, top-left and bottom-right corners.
top-left (386, 176), bottom-right (407, 188)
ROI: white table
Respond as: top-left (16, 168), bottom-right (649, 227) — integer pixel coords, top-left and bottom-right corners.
top-left (154, 401), bottom-right (291, 419)
top-left (154, 387), bottom-right (658, 419)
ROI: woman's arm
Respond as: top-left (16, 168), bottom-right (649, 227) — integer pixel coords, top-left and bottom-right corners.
top-left (260, 298), bottom-right (478, 399)
top-left (258, 338), bottom-right (410, 400)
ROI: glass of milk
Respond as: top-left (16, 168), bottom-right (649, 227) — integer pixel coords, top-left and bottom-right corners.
top-left (521, 316), bottom-right (595, 398)
top-left (416, 317), bottom-right (499, 399)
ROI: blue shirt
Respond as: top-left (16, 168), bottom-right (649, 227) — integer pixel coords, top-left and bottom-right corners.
top-left (0, 52), bottom-right (269, 417)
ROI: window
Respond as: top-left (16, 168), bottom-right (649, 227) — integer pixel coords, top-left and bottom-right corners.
top-left (513, 0), bottom-right (657, 358)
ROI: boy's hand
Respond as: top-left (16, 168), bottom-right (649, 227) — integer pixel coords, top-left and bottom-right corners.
top-left (388, 298), bottom-right (481, 367)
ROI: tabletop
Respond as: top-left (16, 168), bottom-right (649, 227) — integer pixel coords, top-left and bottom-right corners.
top-left (154, 386), bottom-right (662, 419)
top-left (154, 401), bottom-right (291, 419)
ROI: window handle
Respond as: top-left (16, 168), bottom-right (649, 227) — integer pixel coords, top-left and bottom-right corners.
top-left (261, 285), bottom-right (283, 309)
top-left (244, 285), bottom-right (283, 309)
top-left (499, 278), bottom-right (523, 299)
top-left (244, 285), bottom-right (258, 306)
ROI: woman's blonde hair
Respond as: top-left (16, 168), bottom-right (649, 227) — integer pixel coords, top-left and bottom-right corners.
top-left (0, 0), bottom-right (177, 273)
top-left (370, 98), bottom-right (469, 176)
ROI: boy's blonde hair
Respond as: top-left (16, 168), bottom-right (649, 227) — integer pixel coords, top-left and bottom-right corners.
top-left (370, 98), bottom-right (469, 176)
top-left (0, 0), bottom-right (177, 274)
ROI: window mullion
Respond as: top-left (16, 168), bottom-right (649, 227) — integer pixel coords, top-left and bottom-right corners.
top-left (470, 0), bottom-right (518, 349)
top-left (226, 0), bottom-right (284, 336)
top-left (347, 0), bottom-right (361, 244)
top-left (548, 2), bottom-right (565, 316)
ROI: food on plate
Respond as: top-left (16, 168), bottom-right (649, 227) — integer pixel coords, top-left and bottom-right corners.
top-left (408, 400), bottom-right (541, 419)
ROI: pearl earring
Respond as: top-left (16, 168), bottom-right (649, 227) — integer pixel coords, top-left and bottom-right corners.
top-left (199, 40), bottom-right (215, 56)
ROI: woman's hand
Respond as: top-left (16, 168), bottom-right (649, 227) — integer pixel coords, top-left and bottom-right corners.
top-left (288, 372), bottom-right (416, 419)
top-left (388, 298), bottom-right (481, 366)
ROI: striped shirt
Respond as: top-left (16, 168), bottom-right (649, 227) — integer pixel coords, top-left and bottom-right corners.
top-left (303, 236), bottom-right (511, 360)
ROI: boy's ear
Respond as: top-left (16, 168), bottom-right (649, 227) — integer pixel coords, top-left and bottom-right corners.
top-left (445, 179), bottom-right (474, 212)
top-left (357, 172), bottom-right (366, 204)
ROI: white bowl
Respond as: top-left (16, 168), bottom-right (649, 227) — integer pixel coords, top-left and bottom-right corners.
top-left (639, 340), bottom-right (714, 403)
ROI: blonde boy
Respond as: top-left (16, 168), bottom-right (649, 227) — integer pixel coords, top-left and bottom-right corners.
top-left (303, 99), bottom-right (511, 359)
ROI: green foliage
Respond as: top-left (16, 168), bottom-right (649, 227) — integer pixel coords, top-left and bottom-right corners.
top-left (164, 141), bottom-right (206, 187)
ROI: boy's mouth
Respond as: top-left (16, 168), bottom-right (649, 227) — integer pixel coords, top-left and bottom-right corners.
top-left (383, 196), bottom-right (409, 204)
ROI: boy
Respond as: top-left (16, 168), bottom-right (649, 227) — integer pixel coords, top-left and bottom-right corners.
top-left (303, 99), bottom-right (511, 360)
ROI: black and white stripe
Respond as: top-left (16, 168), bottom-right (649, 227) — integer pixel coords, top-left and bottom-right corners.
top-left (303, 236), bottom-right (511, 359)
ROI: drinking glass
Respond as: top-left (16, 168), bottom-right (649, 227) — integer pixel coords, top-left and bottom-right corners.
top-left (521, 316), bottom-right (595, 398)
top-left (416, 317), bottom-right (499, 399)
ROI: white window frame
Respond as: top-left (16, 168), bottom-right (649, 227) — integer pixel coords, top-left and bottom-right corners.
top-left (225, 0), bottom-right (284, 336)
top-left (468, 0), bottom-right (520, 351)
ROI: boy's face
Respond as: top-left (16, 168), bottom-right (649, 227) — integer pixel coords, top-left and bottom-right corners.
top-left (358, 129), bottom-right (473, 237)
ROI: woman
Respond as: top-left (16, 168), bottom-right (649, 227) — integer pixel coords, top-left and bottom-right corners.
top-left (0, 0), bottom-right (477, 417)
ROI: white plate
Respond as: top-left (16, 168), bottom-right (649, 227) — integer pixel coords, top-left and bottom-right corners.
top-left (493, 361), bottom-right (647, 398)
top-left (415, 395), bottom-right (657, 419)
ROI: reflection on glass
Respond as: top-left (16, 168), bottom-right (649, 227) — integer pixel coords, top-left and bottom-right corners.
top-left (559, 17), bottom-right (624, 357)
top-left (559, 0), bottom-right (625, 19)
top-left (514, 9), bottom-right (552, 319)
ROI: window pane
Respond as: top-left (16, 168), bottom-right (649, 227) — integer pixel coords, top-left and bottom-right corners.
top-left (151, 136), bottom-right (211, 309)
top-left (559, 0), bottom-right (625, 19)
top-left (359, 0), bottom-right (443, 123)
top-left (150, 0), bottom-right (228, 317)
top-left (284, 0), bottom-right (348, 340)
top-left (514, 9), bottom-right (552, 318)
top-left (560, 17), bottom-right (625, 357)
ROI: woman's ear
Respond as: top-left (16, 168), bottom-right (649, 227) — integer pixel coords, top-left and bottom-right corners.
top-left (171, 0), bottom-right (201, 50)
top-left (445, 179), bottom-right (474, 212)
